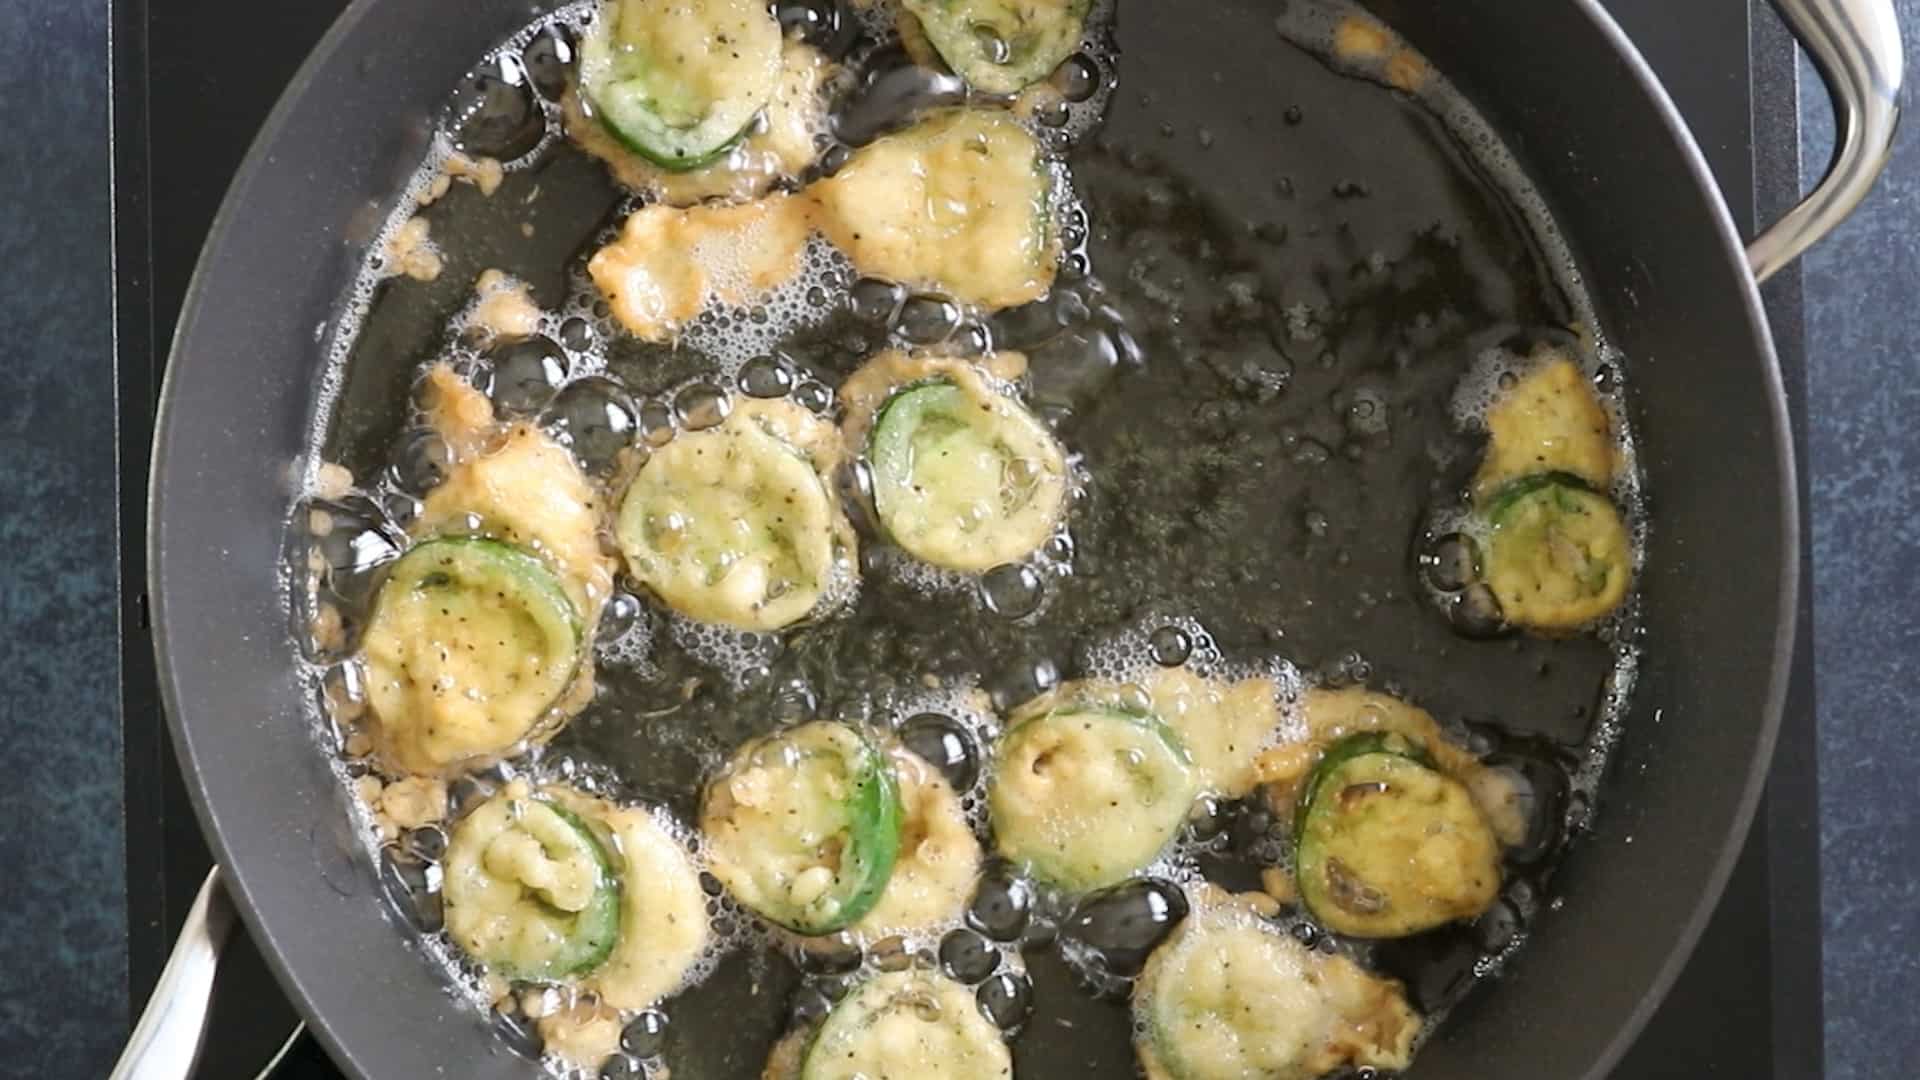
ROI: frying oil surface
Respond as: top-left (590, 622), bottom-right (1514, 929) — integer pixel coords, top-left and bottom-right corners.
top-left (293, 0), bottom-right (1643, 1075)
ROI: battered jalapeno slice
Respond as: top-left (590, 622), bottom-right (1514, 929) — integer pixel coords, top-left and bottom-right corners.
top-left (852, 747), bottom-right (983, 937)
top-left (577, 799), bottom-right (712, 1009)
top-left (812, 109), bottom-right (1056, 310)
top-left (567, 38), bottom-right (830, 205)
top-left (362, 538), bottom-right (583, 774)
top-left (1294, 733), bottom-right (1502, 939)
top-left (902, 0), bottom-right (1090, 94)
top-left (701, 721), bottom-right (903, 934)
top-left (1134, 891), bottom-right (1418, 1080)
top-left (989, 704), bottom-right (1198, 892)
top-left (798, 970), bottom-right (1013, 1080)
top-left (615, 404), bottom-right (847, 631)
top-left (1472, 355), bottom-right (1617, 502)
top-left (442, 791), bottom-right (622, 982)
top-left (868, 379), bottom-right (1069, 572)
top-left (588, 194), bottom-right (815, 344)
top-left (577, 0), bottom-right (783, 171)
top-left (1481, 473), bottom-right (1632, 631)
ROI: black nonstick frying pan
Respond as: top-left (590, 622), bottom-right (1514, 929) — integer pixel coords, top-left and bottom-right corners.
top-left (123, 0), bottom-right (1901, 1077)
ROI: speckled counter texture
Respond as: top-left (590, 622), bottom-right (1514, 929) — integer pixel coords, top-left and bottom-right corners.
top-left (1803, 2), bottom-right (1920, 1075)
top-left (0, 0), bottom-right (125, 1077)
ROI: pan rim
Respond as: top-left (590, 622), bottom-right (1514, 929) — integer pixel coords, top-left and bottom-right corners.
top-left (148, 3), bottom-right (440, 1077)
top-left (145, 1), bottom-right (1801, 1077)
top-left (1539, 5), bottom-right (1800, 1078)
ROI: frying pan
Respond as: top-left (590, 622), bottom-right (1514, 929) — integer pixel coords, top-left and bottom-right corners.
top-left (121, 0), bottom-right (1901, 1077)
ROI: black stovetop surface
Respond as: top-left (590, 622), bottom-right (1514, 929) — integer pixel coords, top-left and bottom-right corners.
top-left (112, 1), bottom-right (1822, 1075)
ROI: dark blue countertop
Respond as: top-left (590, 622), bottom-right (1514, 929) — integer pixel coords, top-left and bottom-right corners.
top-left (1800, 3), bottom-right (1920, 1072)
top-left (0, 0), bottom-right (127, 1072)
top-left (1, 0), bottom-right (1915, 1077)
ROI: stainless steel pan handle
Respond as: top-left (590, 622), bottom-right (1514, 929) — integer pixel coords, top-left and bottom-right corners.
top-left (110, 868), bottom-right (235, 1080)
top-left (1750, 0), bottom-right (1904, 282)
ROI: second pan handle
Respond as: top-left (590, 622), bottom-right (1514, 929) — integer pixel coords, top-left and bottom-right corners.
top-left (110, 868), bottom-right (234, 1080)
top-left (1749, 0), bottom-right (1904, 283)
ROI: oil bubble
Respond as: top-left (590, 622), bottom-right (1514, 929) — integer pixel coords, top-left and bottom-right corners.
top-left (1061, 878), bottom-right (1188, 978)
top-left (871, 935), bottom-right (913, 972)
top-left (833, 49), bottom-right (968, 147)
top-left (1028, 327), bottom-right (1120, 408)
top-left (390, 429), bottom-right (451, 493)
top-left (899, 712), bottom-right (980, 791)
top-left (1021, 915), bottom-right (1058, 950)
top-left (486, 335), bottom-right (569, 414)
top-left (674, 382), bottom-right (731, 430)
top-left (558, 316), bottom-right (595, 351)
top-left (794, 380), bottom-right (834, 414)
top-left (619, 1009), bottom-right (669, 1058)
top-left (838, 458), bottom-right (881, 536)
top-left (1053, 53), bottom-right (1102, 102)
top-left (776, 0), bottom-right (840, 48)
top-left (956, 320), bottom-right (993, 354)
top-left (489, 1005), bottom-right (543, 1059)
top-left (1450, 584), bottom-right (1507, 638)
top-left (987, 656), bottom-right (1059, 712)
top-left (848, 278), bottom-right (906, 323)
top-left (1423, 532), bottom-right (1480, 593)
top-left (819, 142), bottom-right (853, 174)
top-left (598, 591), bottom-right (644, 641)
top-left (378, 848), bottom-right (443, 934)
top-left (322, 662), bottom-right (367, 717)
top-left (403, 825), bottom-right (448, 862)
top-left (445, 57), bottom-right (543, 161)
top-left (1343, 387), bottom-right (1390, 438)
top-left (976, 970), bottom-right (1033, 1033)
top-left (972, 24), bottom-right (1012, 65)
top-left (1483, 752), bottom-right (1571, 866)
top-left (967, 867), bottom-right (1035, 941)
top-left (794, 932), bottom-right (864, 975)
top-left (379, 490), bottom-right (421, 528)
top-left (520, 24), bottom-right (574, 102)
top-left (1187, 795), bottom-right (1228, 841)
top-left (637, 398), bottom-right (677, 447)
top-left (789, 987), bottom-right (834, 1028)
top-left (771, 678), bottom-right (819, 726)
top-left (1228, 804), bottom-right (1276, 857)
top-left (446, 776), bottom-right (493, 816)
top-left (1473, 899), bottom-right (1524, 953)
top-left (310, 499), bottom-right (402, 585)
top-left (1147, 625), bottom-right (1192, 667)
top-left (544, 377), bottom-right (637, 472)
top-left (988, 304), bottom-right (1056, 350)
top-left (980, 564), bottom-right (1044, 618)
top-left (739, 355), bottom-right (796, 398)
top-left (938, 928), bottom-right (1001, 984)
top-left (598, 1052), bottom-right (645, 1080)
top-left (895, 295), bottom-right (961, 344)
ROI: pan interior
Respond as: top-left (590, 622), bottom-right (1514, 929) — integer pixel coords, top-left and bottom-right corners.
top-left (290, 0), bottom-right (1647, 1074)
